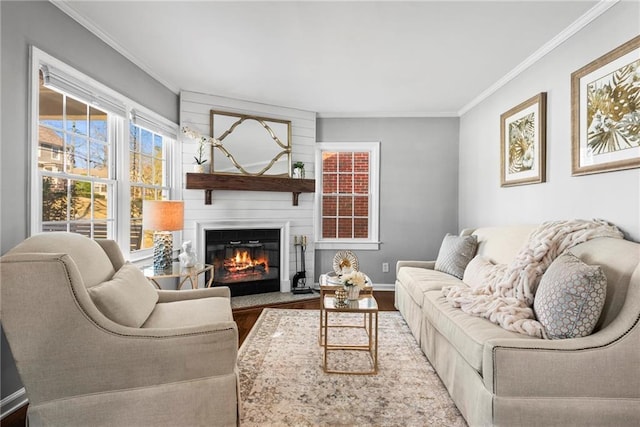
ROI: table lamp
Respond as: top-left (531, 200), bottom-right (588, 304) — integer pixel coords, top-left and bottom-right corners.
top-left (142, 200), bottom-right (184, 271)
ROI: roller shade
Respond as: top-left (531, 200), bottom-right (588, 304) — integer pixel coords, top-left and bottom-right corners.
top-left (130, 108), bottom-right (178, 139)
top-left (41, 64), bottom-right (126, 117)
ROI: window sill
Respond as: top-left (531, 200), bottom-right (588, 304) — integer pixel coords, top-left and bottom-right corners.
top-left (315, 240), bottom-right (380, 251)
top-left (127, 249), bottom-right (153, 265)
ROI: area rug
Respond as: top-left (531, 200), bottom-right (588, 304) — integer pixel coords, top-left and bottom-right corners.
top-left (238, 308), bottom-right (466, 426)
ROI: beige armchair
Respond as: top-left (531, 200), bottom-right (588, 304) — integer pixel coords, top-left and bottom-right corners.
top-left (0, 232), bottom-right (239, 426)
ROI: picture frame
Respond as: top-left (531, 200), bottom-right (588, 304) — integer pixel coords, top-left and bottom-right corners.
top-left (571, 35), bottom-right (640, 176)
top-left (500, 92), bottom-right (547, 187)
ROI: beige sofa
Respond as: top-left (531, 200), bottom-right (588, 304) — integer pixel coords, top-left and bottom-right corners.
top-left (395, 225), bottom-right (640, 427)
top-left (1, 233), bottom-right (239, 426)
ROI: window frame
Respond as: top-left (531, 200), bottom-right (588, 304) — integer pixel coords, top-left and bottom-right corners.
top-left (127, 122), bottom-right (173, 252)
top-left (314, 142), bottom-right (380, 250)
top-left (30, 47), bottom-right (178, 261)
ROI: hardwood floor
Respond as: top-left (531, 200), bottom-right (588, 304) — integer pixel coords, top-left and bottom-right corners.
top-left (0, 291), bottom-right (396, 427)
top-left (0, 406), bottom-right (26, 427)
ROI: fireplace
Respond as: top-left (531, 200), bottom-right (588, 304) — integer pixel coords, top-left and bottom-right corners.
top-left (205, 228), bottom-right (280, 296)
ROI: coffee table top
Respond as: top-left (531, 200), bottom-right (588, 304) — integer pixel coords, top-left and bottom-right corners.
top-left (323, 295), bottom-right (378, 312)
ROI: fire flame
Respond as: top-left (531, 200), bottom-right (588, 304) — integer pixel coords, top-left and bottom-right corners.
top-left (223, 250), bottom-right (269, 274)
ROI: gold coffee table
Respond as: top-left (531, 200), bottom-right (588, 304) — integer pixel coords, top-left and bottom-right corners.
top-left (318, 279), bottom-right (373, 346)
top-left (321, 294), bottom-right (379, 375)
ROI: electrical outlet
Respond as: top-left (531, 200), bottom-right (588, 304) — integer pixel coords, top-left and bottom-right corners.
top-left (382, 262), bottom-right (389, 273)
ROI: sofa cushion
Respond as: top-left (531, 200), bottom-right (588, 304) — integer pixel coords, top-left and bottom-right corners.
top-left (534, 252), bottom-right (607, 339)
top-left (434, 234), bottom-right (478, 279)
top-left (88, 263), bottom-right (159, 327)
top-left (397, 266), bottom-right (464, 306)
top-left (142, 297), bottom-right (233, 328)
top-left (462, 255), bottom-right (504, 290)
top-left (472, 225), bottom-right (535, 265)
top-left (423, 291), bottom-right (539, 373)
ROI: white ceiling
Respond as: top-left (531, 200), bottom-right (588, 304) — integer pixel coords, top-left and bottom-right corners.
top-left (54, 0), bottom-right (605, 117)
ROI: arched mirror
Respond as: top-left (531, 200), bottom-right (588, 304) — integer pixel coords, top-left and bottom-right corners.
top-left (210, 110), bottom-right (291, 176)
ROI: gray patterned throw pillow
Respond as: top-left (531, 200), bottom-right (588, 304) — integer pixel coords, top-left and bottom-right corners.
top-left (434, 234), bottom-right (478, 279)
top-left (534, 252), bottom-right (607, 340)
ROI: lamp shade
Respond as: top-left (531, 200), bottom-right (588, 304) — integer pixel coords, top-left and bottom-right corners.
top-left (142, 200), bottom-right (184, 231)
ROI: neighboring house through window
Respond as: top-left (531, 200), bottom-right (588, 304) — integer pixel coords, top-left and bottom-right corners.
top-left (315, 142), bottom-right (380, 250)
top-left (38, 79), bottom-right (114, 241)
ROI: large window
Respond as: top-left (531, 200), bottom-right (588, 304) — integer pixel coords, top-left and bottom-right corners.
top-left (32, 48), bottom-right (177, 257)
top-left (38, 77), bottom-right (115, 239)
top-left (315, 142), bottom-right (380, 250)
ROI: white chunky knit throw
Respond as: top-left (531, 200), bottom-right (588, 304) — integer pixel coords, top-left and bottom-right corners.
top-left (442, 219), bottom-right (623, 338)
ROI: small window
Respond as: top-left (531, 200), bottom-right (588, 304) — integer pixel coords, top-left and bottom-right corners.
top-left (129, 123), bottom-right (171, 251)
top-left (315, 142), bottom-right (380, 250)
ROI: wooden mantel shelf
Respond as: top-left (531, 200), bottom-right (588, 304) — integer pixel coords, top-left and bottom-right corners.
top-left (186, 173), bottom-right (315, 206)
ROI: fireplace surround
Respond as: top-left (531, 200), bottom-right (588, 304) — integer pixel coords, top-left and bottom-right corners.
top-left (196, 220), bottom-right (291, 294)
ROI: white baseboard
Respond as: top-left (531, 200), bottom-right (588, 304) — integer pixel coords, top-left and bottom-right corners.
top-left (372, 282), bottom-right (395, 291)
top-left (0, 387), bottom-right (28, 420)
top-left (312, 282), bottom-right (395, 292)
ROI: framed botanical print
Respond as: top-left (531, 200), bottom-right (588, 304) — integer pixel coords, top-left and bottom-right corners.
top-left (571, 35), bottom-right (640, 175)
top-left (500, 92), bottom-right (547, 187)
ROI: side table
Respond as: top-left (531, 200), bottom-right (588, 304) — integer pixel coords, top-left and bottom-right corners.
top-left (142, 262), bottom-right (214, 290)
top-left (321, 294), bottom-right (378, 375)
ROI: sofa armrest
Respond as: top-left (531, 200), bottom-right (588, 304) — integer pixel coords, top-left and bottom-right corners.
top-left (157, 286), bottom-right (231, 302)
top-left (396, 260), bottom-right (435, 276)
top-left (483, 323), bottom-right (640, 399)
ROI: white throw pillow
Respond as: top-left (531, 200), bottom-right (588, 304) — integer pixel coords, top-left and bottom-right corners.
top-left (434, 234), bottom-right (478, 280)
top-left (462, 255), bottom-right (496, 289)
top-left (89, 263), bottom-right (158, 327)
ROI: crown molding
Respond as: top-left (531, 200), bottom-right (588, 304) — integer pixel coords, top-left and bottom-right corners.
top-left (50, 0), bottom-right (181, 94)
top-left (457, 0), bottom-right (619, 116)
top-left (317, 111), bottom-right (459, 119)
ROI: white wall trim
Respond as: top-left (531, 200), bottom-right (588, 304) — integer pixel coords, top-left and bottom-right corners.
top-left (0, 387), bottom-right (28, 420)
top-left (458, 0), bottom-right (618, 116)
top-left (312, 282), bottom-right (395, 292)
top-left (317, 111), bottom-right (459, 119)
top-left (372, 282), bottom-right (395, 292)
top-left (51, 0), bottom-right (180, 94)
top-left (314, 241), bottom-right (381, 251)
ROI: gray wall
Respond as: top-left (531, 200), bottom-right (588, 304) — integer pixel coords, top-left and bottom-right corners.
top-left (1, 1), bottom-right (178, 401)
top-left (459, 1), bottom-right (640, 242)
top-left (316, 117), bottom-right (460, 284)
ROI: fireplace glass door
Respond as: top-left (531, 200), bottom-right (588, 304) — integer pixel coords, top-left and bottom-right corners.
top-left (206, 229), bottom-right (280, 296)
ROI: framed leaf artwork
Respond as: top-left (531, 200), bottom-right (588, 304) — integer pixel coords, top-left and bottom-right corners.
top-left (571, 35), bottom-right (640, 175)
top-left (500, 92), bottom-right (547, 187)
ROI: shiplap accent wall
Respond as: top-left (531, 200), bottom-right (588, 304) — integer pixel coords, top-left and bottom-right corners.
top-left (179, 91), bottom-right (317, 290)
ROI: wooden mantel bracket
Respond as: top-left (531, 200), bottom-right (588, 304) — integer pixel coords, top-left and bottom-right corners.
top-left (186, 173), bottom-right (315, 206)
